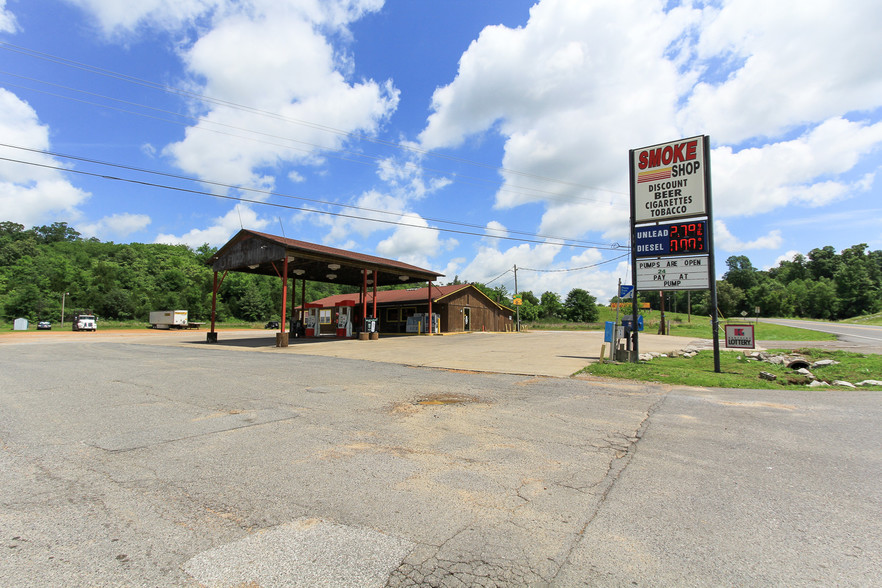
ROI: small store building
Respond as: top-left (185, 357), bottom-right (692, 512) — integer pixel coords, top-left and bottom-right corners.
top-left (305, 284), bottom-right (514, 334)
top-left (205, 229), bottom-right (445, 344)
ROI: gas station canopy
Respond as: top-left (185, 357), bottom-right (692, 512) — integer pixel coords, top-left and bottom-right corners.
top-left (208, 229), bottom-right (444, 287)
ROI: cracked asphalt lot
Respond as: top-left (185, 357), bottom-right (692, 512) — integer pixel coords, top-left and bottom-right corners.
top-left (1, 340), bottom-right (880, 586)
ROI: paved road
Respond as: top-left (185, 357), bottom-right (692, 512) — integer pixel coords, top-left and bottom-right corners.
top-left (761, 318), bottom-right (882, 354)
top-left (1, 337), bottom-right (879, 586)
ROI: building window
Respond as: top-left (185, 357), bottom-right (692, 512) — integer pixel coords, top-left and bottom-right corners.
top-left (319, 309), bottom-right (332, 324)
top-left (386, 308), bottom-right (400, 322)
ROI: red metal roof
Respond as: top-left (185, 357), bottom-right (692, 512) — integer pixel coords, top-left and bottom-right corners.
top-left (208, 229), bottom-right (444, 287)
top-left (247, 230), bottom-right (441, 276)
top-left (304, 284), bottom-right (513, 312)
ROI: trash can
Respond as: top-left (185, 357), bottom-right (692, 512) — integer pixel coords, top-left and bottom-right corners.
top-left (364, 318), bottom-right (378, 333)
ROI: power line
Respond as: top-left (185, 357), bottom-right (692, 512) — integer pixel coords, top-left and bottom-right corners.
top-left (483, 268), bottom-right (513, 286)
top-left (0, 41), bottom-right (630, 200)
top-left (0, 142), bottom-right (627, 251)
top-left (0, 72), bottom-right (628, 209)
top-left (0, 154), bottom-right (629, 251)
top-left (520, 252), bottom-right (631, 272)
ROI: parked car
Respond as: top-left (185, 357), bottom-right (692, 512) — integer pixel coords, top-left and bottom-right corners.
top-left (264, 321), bottom-right (280, 329)
top-left (37, 321), bottom-right (52, 330)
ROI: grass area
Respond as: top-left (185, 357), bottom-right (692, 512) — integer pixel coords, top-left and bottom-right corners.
top-left (581, 348), bottom-right (882, 390)
top-left (841, 312), bottom-right (882, 326)
top-left (524, 306), bottom-right (836, 341)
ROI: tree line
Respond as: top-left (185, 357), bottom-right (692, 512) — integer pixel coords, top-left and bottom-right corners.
top-left (639, 245), bottom-right (882, 320)
top-left (0, 221), bottom-right (602, 325)
top-left (3, 220), bottom-right (876, 324)
top-left (0, 221), bottom-right (352, 324)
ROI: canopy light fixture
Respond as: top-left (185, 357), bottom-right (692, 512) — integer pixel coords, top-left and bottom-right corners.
top-left (327, 263), bottom-right (341, 270)
top-left (248, 264), bottom-right (259, 269)
top-left (398, 275), bottom-right (409, 281)
top-left (291, 269), bottom-right (305, 276)
top-left (326, 273), bottom-right (337, 280)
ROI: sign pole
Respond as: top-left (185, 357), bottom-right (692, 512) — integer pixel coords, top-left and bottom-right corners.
top-left (628, 149), bottom-right (639, 361)
top-left (702, 136), bottom-right (721, 372)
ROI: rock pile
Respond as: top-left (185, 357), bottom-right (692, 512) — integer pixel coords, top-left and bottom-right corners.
top-left (639, 349), bottom-right (880, 388)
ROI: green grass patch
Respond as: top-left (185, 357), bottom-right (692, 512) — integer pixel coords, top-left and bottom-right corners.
top-left (526, 306), bottom-right (835, 341)
top-left (841, 313), bottom-right (882, 326)
top-left (580, 348), bottom-right (882, 390)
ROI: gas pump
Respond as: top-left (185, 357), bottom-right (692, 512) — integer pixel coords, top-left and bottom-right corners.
top-left (304, 303), bottom-right (321, 337)
top-left (335, 301), bottom-right (355, 338)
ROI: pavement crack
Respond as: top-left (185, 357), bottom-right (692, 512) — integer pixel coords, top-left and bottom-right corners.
top-left (550, 389), bottom-right (669, 583)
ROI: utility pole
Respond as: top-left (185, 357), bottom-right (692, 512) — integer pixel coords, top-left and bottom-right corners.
top-left (513, 264), bottom-right (520, 332)
top-left (658, 290), bottom-right (666, 335)
top-left (61, 291), bottom-right (69, 327)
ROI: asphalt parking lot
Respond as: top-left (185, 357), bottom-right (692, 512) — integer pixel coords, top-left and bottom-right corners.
top-left (1, 332), bottom-right (880, 586)
top-left (1, 328), bottom-right (709, 378)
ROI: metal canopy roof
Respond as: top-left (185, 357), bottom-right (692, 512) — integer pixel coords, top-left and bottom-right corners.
top-left (207, 229), bottom-right (444, 287)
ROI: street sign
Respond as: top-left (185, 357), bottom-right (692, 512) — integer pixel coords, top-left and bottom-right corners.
top-left (636, 255), bottom-right (710, 291)
top-left (632, 136), bottom-right (708, 223)
top-left (513, 297), bottom-right (522, 306)
top-left (725, 324), bottom-right (755, 349)
top-left (619, 284), bottom-right (634, 298)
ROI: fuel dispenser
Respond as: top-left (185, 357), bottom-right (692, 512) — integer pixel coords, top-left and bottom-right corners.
top-left (335, 300), bottom-right (356, 338)
top-left (304, 303), bottom-right (322, 337)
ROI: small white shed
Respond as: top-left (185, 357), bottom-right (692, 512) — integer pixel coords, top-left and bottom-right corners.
top-left (13, 318), bottom-right (29, 330)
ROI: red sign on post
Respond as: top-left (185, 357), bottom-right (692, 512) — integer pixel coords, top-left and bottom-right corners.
top-left (724, 324), bottom-right (755, 349)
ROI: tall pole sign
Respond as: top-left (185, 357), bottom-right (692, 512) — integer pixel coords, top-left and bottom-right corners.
top-left (629, 135), bottom-right (720, 372)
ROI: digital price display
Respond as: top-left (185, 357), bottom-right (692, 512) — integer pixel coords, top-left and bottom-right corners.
top-left (668, 221), bottom-right (706, 254)
top-left (635, 220), bottom-right (708, 257)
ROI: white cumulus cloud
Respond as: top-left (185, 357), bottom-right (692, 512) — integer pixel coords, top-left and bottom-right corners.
top-left (714, 220), bottom-right (782, 252)
top-left (418, 0), bottom-right (882, 250)
top-left (79, 213), bottom-right (151, 240)
top-left (154, 204), bottom-right (269, 247)
top-left (0, 89), bottom-right (91, 227)
top-left (163, 2), bottom-right (398, 193)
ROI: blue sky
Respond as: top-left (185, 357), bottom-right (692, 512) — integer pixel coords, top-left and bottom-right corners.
top-left (1, 0), bottom-right (881, 302)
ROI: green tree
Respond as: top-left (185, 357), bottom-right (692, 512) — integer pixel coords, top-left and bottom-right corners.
top-left (769, 253), bottom-right (809, 284)
top-left (834, 244), bottom-right (878, 317)
top-left (804, 278), bottom-right (838, 319)
top-left (516, 291), bottom-right (540, 321)
top-left (539, 291), bottom-right (563, 319)
top-left (714, 281), bottom-right (744, 318)
top-left (807, 246), bottom-right (840, 280)
top-left (563, 288), bottom-right (598, 322)
top-left (238, 282), bottom-right (271, 321)
top-left (723, 255), bottom-right (759, 292)
top-left (34, 222), bottom-right (81, 244)
top-left (747, 280), bottom-right (792, 317)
